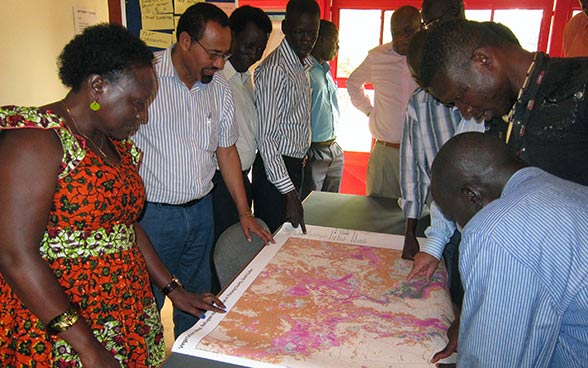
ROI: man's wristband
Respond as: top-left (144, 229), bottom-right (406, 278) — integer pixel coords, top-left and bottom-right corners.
top-left (161, 275), bottom-right (183, 296)
top-left (239, 210), bottom-right (254, 219)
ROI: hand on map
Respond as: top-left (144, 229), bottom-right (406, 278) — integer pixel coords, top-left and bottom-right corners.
top-left (431, 314), bottom-right (459, 366)
top-left (406, 252), bottom-right (440, 281)
top-left (285, 190), bottom-right (307, 234)
top-left (401, 234), bottom-right (420, 260)
top-left (169, 288), bottom-right (227, 317)
top-left (240, 214), bottom-right (275, 244)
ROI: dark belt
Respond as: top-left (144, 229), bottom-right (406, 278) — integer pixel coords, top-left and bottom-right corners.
top-left (149, 196), bottom-right (204, 208)
top-left (311, 139), bottom-right (336, 147)
top-left (375, 140), bottom-right (400, 149)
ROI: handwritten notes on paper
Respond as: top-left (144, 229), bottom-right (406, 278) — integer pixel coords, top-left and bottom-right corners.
top-left (142, 13), bottom-right (174, 30)
top-left (174, 0), bottom-right (204, 15)
top-left (140, 30), bottom-right (174, 49)
top-left (135, 0), bottom-right (235, 49)
top-left (140, 0), bottom-right (173, 15)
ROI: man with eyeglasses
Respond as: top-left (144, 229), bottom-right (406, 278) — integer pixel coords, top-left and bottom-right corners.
top-left (346, 6), bottom-right (421, 200)
top-left (133, 2), bottom-right (272, 338)
top-left (252, 0), bottom-right (321, 233)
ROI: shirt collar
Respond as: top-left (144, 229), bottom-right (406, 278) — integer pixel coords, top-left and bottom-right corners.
top-left (384, 42), bottom-right (397, 54)
top-left (223, 60), bottom-right (238, 81)
top-left (280, 38), bottom-right (314, 71)
top-left (311, 56), bottom-right (331, 72)
top-left (501, 167), bottom-right (543, 198)
top-left (157, 45), bottom-right (177, 79)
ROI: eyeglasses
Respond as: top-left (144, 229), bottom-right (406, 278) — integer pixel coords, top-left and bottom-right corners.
top-left (422, 6), bottom-right (457, 30)
top-left (186, 31), bottom-right (232, 61)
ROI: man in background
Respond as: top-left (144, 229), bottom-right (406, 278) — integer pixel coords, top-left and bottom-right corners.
top-left (563, 0), bottom-right (588, 57)
top-left (346, 6), bottom-right (420, 199)
top-left (213, 5), bottom-right (272, 240)
top-left (301, 20), bottom-right (344, 199)
top-left (134, 3), bottom-right (271, 337)
top-left (431, 132), bottom-right (588, 367)
top-left (253, 0), bottom-right (320, 233)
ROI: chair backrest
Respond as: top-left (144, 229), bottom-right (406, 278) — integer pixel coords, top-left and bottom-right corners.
top-left (213, 218), bottom-right (269, 290)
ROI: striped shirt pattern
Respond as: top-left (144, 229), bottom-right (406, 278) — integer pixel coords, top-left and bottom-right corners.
top-left (459, 167), bottom-right (588, 367)
top-left (133, 47), bottom-right (237, 204)
top-left (399, 88), bottom-right (484, 259)
top-left (255, 39), bottom-right (313, 194)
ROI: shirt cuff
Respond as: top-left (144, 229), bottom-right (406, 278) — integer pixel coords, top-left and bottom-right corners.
top-left (398, 198), bottom-right (421, 219)
top-left (420, 235), bottom-right (446, 260)
top-left (274, 177), bottom-right (295, 194)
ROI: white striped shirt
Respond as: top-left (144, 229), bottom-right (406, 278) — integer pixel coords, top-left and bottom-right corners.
top-left (459, 167), bottom-right (588, 367)
top-left (254, 39), bottom-right (313, 194)
top-left (133, 46), bottom-right (237, 204)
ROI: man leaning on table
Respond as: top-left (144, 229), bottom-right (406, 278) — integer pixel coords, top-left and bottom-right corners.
top-left (346, 6), bottom-right (420, 198)
top-left (430, 132), bottom-right (588, 368)
top-left (252, 0), bottom-right (320, 233)
top-left (133, 3), bottom-right (272, 338)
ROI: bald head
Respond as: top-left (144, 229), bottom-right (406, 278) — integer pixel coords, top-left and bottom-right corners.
top-left (430, 133), bottom-right (526, 227)
top-left (391, 6), bottom-right (421, 55)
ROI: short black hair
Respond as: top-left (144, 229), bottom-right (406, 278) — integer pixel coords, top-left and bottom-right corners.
top-left (318, 19), bottom-right (338, 38)
top-left (229, 6), bottom-right (272, 36)
top-left (177, 2), bottom-right (230, 42)
top-left (421, 0), bottom-right (465, 15)
top-left (286, 0), bottom-right (320, 19)
top-left (58, 23), bottom-right (153, 92)
top-left (420, 19), bottom-right (508, 88)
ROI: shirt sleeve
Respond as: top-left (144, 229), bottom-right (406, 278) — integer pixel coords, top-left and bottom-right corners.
top-left (218, 82), bottom-right (238, 147)
top-left (346, 54), bottom-right (373, 116)
top-left (421, 202), bottom-right (456, 259)
top-left (458, 232), bottom-right (561, 368)
top-left (254, 63), bottom-right (295, 194)
top-left (399, 97), bottom-right (428, 219)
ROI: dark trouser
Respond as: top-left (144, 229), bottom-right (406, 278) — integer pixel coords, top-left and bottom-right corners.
top-left (139, 195), bottom-right (213, 338)
top-left (210, 169), bottom-right (252, 294)
top-left (443, 230), bottom-right (464, 308)
top-left (252, 153), bottom-right (304, 233)
top-left (211, 169), bottom-right (252, 240)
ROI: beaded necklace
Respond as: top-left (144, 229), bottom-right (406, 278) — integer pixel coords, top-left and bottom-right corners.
top-left (61, 100), bottom-right (108, 159)
top-left (505, 52), bottom-right (538, 144)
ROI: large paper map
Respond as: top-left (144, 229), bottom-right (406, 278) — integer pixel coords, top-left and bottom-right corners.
top-left (173, 225), bottom-right (454, 367)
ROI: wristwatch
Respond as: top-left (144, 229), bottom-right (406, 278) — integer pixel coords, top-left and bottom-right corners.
top-left (161, 275), bottom-right (183, 295)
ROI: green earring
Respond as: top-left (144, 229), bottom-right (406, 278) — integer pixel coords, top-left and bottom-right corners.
top-left (89, 101), bottom-right (101, 111)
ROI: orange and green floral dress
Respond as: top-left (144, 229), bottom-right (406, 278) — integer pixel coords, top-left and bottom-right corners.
top-left (0, 106), bottom-right (165, 367)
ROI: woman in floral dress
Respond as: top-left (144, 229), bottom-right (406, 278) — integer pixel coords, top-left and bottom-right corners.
top-left (0, 24), bottom-right (225, 367)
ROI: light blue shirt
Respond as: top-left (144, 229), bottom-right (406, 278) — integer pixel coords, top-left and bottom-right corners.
top-left (458, 167), bottom-right (588, 367)
top-left (309, 56), bottom-right (339, 142)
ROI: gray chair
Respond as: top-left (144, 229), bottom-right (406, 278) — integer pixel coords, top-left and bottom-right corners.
top-left (213, 218), bottom-right (269, 290)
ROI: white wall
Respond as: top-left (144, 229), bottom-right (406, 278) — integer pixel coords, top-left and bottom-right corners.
top-left (0, 0), bottom-right (110, 106)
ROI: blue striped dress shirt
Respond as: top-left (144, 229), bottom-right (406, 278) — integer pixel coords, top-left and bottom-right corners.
top-left (254, 39), bottom-right (313, 194)
top-left (399, 88), bottom-right (483, 258)
top-left (458, 167), bottom-right (588, 367)
top-left (133, 47), bottom-right (237, 204)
